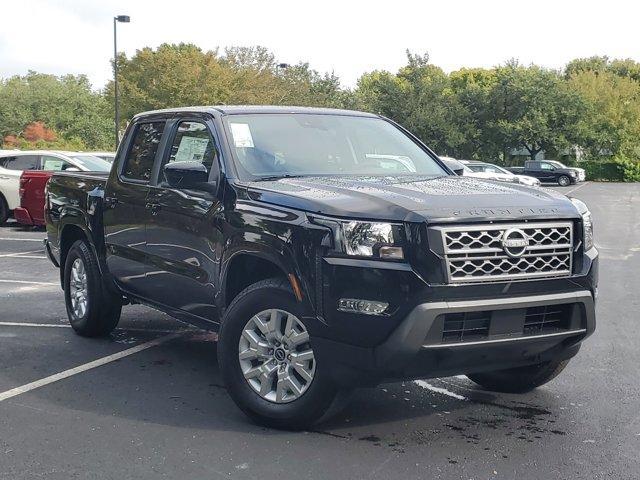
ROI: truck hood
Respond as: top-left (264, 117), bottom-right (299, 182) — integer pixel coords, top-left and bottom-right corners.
top-left (245, 175), bottom-right (579, 222)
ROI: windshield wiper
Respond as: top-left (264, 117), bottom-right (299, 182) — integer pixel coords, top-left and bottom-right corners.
top-left (256, 174), bottom-right (307, 181)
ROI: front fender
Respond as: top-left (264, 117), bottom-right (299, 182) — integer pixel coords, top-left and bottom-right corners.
top-left (220, 200), bottom-right (321, 315)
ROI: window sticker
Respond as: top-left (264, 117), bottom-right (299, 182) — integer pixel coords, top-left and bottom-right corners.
top-left (230, 123), bottom-right (255, 148)
top-left (43, 158), bottom-right (64, 171)
top-left (174, 136), bottom-right (209, 162)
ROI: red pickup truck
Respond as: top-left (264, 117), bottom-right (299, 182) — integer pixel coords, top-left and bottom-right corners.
top-left (14, 153), bottom-right (112, 226)
top-left (13, 171), bottom-right (52, 226)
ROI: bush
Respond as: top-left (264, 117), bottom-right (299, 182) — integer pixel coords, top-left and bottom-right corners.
top-left (580, 157), bottom-right (640, 182)
top-left (581, 161), bottom-right (624, 181)
top-left (617, 157), bottom-right (640, 182)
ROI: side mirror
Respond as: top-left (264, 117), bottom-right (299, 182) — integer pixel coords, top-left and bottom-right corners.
top-left (441, 158), bottom-right (466, 176)
top-left (65, 167), bottom-right (80, 172)
top-left (163, 161), bottom-right (210, 190)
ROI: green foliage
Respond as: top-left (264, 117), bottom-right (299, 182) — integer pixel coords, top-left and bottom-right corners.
top-left (105, 43), bottom-right (357, 133)
top-left (0, 71), bottom-right (112, 149)
top-left (580, 157), bottom-right (640, 182)
top-left (581, 161), bottom-right (625, 181)
top-left (486, 64), bottom-right (587, 160)
top-left (0, 45), bottom-right (639, 183)
top-left (567, 70), bottom-right (640, 159)
top-left (616, 157), bottom-right (640, 182)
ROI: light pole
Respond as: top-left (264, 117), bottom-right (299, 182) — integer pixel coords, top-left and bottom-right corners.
top-left (276, 63), bottom-right (290, 75)
top-left (113, 15), bottom-right (130, 149)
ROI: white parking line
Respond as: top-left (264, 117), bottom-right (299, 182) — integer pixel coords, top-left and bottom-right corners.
top-left (0, 255), bottom-right (47, 259)
top-left (0, 238), bottom-right (44, 242)
top-left (564, 181), bottom-right (590, 195)
top-left (414, 380), bottom-right (468, 400)
top-left (0, 321), bottom-right (192, 335)
top-left (0, 250), bottom-right (43, 258)
top-left (0, 279), bottom-right (58, 286)
top-left (0, 332), bottom-right (182, 402)
top-left (0, 322), bottom-right (70, 328)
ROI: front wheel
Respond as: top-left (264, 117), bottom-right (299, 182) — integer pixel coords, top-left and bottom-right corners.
top-left (64, 239), bottom-right (122, 337)
top-left (218, 278), bottom-right (341, 430)
top-left (557, 175), bottom-right (571, 187)
top-left (467, 359), bottom-right (569, 393)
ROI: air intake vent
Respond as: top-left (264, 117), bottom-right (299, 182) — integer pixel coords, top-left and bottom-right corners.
top-left (442, 311), bottom-right (491, 342)
top-left (524, 304), bottom-right (572, 334)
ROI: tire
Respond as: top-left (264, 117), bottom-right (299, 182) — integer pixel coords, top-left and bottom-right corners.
top-left (557, 175), bottom-right (571, 187)
top-left (467, 359), bottom-right (569, 394)
top-left (63, 239), bottom-right (122, 337)
top-left (218, 277), bottom-right (340, 430)
top-left (0, 194), bottom-right (8, 225)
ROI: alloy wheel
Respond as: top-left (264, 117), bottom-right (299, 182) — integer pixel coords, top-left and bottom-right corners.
top-left (69, 258), bottom-right (88, 318)
top-left (238, 308), bottom-right (316, 403)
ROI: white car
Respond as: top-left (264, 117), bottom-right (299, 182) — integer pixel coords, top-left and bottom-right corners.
top-left (85, 151), bottom-right (116, 163)
top-left (461, 161), bottom-right (541, 187)
top-left (0, 150), bottom-right (110, 224)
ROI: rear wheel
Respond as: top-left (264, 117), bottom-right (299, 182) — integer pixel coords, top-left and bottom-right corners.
top-left (64, 239), bottom-right (122, 337)
top-left (557, 175), bottom-right (571, 187)
top-left (0, 194), bottom-right (9, 225)
top-left (218, 278), bottom-right (341, 430)
top-left (467, 359), bottom-right (569, 393)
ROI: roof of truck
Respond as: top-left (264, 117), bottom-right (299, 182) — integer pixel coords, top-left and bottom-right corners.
top-left (133, 105), bottom-right (379, 119)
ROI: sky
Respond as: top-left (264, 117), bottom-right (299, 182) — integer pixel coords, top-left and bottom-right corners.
top-left (1, 0), bottom-right (639, 90)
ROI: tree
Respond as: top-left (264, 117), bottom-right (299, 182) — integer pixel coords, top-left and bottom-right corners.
top-left (568, 70), bottom-right (640, 159)
top-left (357, 51), bottom-right (470, 156)
top-left (0, 72), bottom-right (112, 149)
top-left (105, 43), bottom-right (355, 128)
top-left (487, 63), bottom-right (586, 161)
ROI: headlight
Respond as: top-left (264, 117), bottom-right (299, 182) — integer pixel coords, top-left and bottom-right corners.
top-left (312, 217), bottom-right (405, 259)
top-left (570, 198), bottom-right (594, 250)
top-left (343, 221), bottom-right (404, 259)
top-left (569, 171), bottom-right (577, 177)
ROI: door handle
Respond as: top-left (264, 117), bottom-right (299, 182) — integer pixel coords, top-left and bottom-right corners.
top-left (145, 202), bottom-right (162, 215)
top-left (104, 196), bottom-right (118, 208)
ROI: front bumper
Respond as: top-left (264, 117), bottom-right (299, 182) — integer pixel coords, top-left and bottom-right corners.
top-left (312, 289), bottom-right (595, 387)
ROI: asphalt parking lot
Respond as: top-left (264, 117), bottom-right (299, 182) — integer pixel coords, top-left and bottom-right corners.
top-left (0, 181), bottom-right (638, 480)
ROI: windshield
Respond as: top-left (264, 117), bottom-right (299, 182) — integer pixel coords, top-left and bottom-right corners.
top-left (68, 155), bottom-right (111, 172)
top-left (468, 164), bottom-right (512, 175)
top-left (489, 164), bottom-right (513, 175)
top-left (547, 160), bottom-right (566, 168)
top-left (224, 114), bottom-right (447, 179)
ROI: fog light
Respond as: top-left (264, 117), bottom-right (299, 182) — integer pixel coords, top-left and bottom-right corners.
top-left (338, 298), bottom-right (389, 315)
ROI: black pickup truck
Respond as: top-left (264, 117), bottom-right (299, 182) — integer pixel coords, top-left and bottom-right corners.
top-left (508, 160), bottom-right (582, 186)
top-left (44, 106), bottom-right (598, 429)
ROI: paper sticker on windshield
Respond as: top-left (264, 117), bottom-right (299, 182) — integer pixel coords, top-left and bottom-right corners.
top-left (230, 123), bottom-right (254, 148)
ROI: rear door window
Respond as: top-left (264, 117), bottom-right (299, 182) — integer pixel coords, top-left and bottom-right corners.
top-left (0, 155), bottom-right (40, 170)
top-left (122, 122), bottom-right (166, 182)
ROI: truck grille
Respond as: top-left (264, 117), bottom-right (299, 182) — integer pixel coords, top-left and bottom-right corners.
top-left (429, 222), bottom-right (573, 284)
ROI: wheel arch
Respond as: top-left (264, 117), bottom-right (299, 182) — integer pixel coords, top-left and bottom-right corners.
top-left (221, 251), bottom-right (305, 313)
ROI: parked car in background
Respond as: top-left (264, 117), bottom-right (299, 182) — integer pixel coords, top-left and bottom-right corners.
top-left (0, 150), bottom-right (110, 225)
top-left (85, 151), bottom-right (116, 163)
top-left (461, 160), bottom-right (541, 187)
top-left (508, 160), bottom-right (579, 187)
top-left (544, 160), bottom-right (586, 182)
